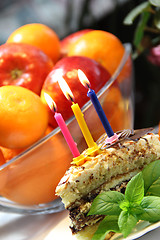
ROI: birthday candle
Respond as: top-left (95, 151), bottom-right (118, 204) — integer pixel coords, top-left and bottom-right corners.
top-left (78, 69), bottom-right (118, 142)
top-left (87, 88), bottom-right (114, 137)
top-left (71, 102), bottom-right (96, 148)
top-left (58, 77), bottom-right (97, 148)
top-left (44, 93), bottom-right (80, 157)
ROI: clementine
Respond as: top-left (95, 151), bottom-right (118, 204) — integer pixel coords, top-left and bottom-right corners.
top-left (0, 125), bottom-right (53, 163)
top-left (7, 23), bottom-right (60, 64)
top-left (68, 30), bottom-right (125, 76)
top-left (0, 146), bottom-right (25, 162)
top-left (0, 86), bottom-right (48, 149)
top-left (0, 149), bottom-right (5, 166)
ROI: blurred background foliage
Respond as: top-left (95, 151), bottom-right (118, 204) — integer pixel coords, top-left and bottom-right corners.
top-left (0, 0), bottom-right (160, 129)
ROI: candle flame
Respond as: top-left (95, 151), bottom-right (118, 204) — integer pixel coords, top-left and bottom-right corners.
top-left (77, 69), bottom-right (91, 89)
top-left (58, 77), bottom-right (75, 102)
top-left (44, 92), bottom-right (57, 112)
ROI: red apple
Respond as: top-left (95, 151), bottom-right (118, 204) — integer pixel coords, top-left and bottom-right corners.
top-left (60, 29), bottom-right (92, 58)
top-left (0, 43), bottom-right (53, 95)
top-left (41, 56), bottom-right (111, 128)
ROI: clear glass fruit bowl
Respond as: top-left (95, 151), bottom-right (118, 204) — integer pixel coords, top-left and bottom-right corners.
top-left (0, 43), bottom-right (134, 214)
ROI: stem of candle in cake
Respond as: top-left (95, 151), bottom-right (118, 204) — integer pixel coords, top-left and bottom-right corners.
top-left (58, 77), bottom-right (97, 148)
top-left (77, 69), bottom-right (118, 144)
top-left (44, 92), bottom-right (80, 157)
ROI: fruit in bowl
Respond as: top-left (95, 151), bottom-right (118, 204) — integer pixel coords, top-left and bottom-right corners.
top-left (68, 30), bottom-right (125, 76)
top-left (0, 25), bottom-right (133, 208)
top-left (0, 85), bottom-right (48, 149)
top-left (41, 56), bottom-right (111, 128)
top-left (0, 149), bottom-right (5, 166)
top-left (7, 23), bottom-right (61, 64)
top-left (60, 29), bottom-right (92, 58)
top-left (0, 43), bottom-right (53, 95)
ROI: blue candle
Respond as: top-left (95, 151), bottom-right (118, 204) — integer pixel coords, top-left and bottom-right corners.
top-left (77, 69), bottom-right (117, 141)
top-left (87, 88), bottom-right (114, 138)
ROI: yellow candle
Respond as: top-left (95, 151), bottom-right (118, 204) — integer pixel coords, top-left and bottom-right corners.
top-left (71, 102), bottom-right (96, 148)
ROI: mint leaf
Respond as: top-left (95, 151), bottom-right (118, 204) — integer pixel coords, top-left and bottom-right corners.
top-left (118, 211), bottom-right (138, 238)
top-left (119, 200), bottom-right (130, 211)
top-left (147, 177), bottom-right (160, 197)
top-left (91, 215), bottom-right (120, 240)
top-left (88, 191), bottom-right (124, 216)
top-left (139, 196), bottom-right (160, 222)
top-left (125, 172), bottom-right (144, 204)
top-left (142, 160), bottom-right (160, 195)
top-left (130, 203), bottom-right (144, 215)
top-left (120, 200), bottom-right (144, 214)
top-left (123, 2), bottom-right (149, 25)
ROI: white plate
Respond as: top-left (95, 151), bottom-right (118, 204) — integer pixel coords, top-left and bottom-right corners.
top-left (111, 221), bottom-right (160, 240)
top-left (0, 210), bottom-right (160, 240)
top-left (44, 211), bottom-right (160, 240)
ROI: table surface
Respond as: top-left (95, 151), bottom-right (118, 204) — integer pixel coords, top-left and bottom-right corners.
top-left (0, 210), bottom-right (160, 240)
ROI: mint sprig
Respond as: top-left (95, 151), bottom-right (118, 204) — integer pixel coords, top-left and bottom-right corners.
top-left (88, 191), bottom-right (124, 216)
top-left (118, 211), bottom-right (138, 238)
top-left (89, 160), bottom-right (160, 240)
top-left (91, 215), bottom-right (120, 240)
top-left (125, 172), bottom-right (144, 204)
top-left (139, 196), bottom-right (160, 222)
top-left (142, 160), bottom-right (160, 195)
top-left (147, 177), bottom-right (160, 196)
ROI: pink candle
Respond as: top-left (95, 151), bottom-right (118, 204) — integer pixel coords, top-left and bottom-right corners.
top-left (44, 92), bottom-right (80, 158)
top-left (54, 112), bottom-right (80, 157)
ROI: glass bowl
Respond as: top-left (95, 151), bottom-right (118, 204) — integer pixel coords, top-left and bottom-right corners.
top-left (0, 43), bottom-right (134, 214)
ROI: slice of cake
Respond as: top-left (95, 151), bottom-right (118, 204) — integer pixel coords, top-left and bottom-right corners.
top-left (56, 128), bottom-right (160, 240)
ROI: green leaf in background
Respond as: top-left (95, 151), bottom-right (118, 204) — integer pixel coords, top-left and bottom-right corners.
top-left (88, 191), bottom-right (124, 216)
top-left (125, 172), bottom-right (144, 204)
top-left (142, 160), bottom-right (160, 195)
top-left (133, 10), bottom-right (151, 50)
top-left (118, 211), bottom-right (138, 238)
top-left (123, 2), bottom-right (150, 25)
top-left (149, 0), bottom-right (160, 7)
top-left (147, 177), bottom-right (160, 196)
top-left (139, 196), bottom-right (160, 222)
top-left (154, 10), bottom-right (160, 29)
top-left (91, 215), bottom-right (120, 240)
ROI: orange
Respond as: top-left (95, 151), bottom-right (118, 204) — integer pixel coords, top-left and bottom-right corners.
top-left (7, 23), bottom-right (60, 64)
top-left (0, 146), bottom-right (25, 162)
top-left (0, 125), bottom-right (53, 163)
top-left (0, 85), bottom-right (48, 149)
top-left (68, 30), bottom-right (125, 76)
top-left (0, 149), bottom-right (5, 166)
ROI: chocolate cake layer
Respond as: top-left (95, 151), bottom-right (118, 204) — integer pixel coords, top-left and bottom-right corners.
top-left (69, 180), bottom-right (129, 234)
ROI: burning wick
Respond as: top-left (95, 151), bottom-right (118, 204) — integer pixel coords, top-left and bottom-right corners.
top-left (77, 69), bottom-right (118, 144)
top-left (44, 92), bottom-right (80, 157)
top-left (58, 77), bottom-right (97, 148)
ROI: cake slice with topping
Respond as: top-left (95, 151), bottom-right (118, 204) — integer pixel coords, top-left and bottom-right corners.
top-left (56, 128), bottom-right (160, 240)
